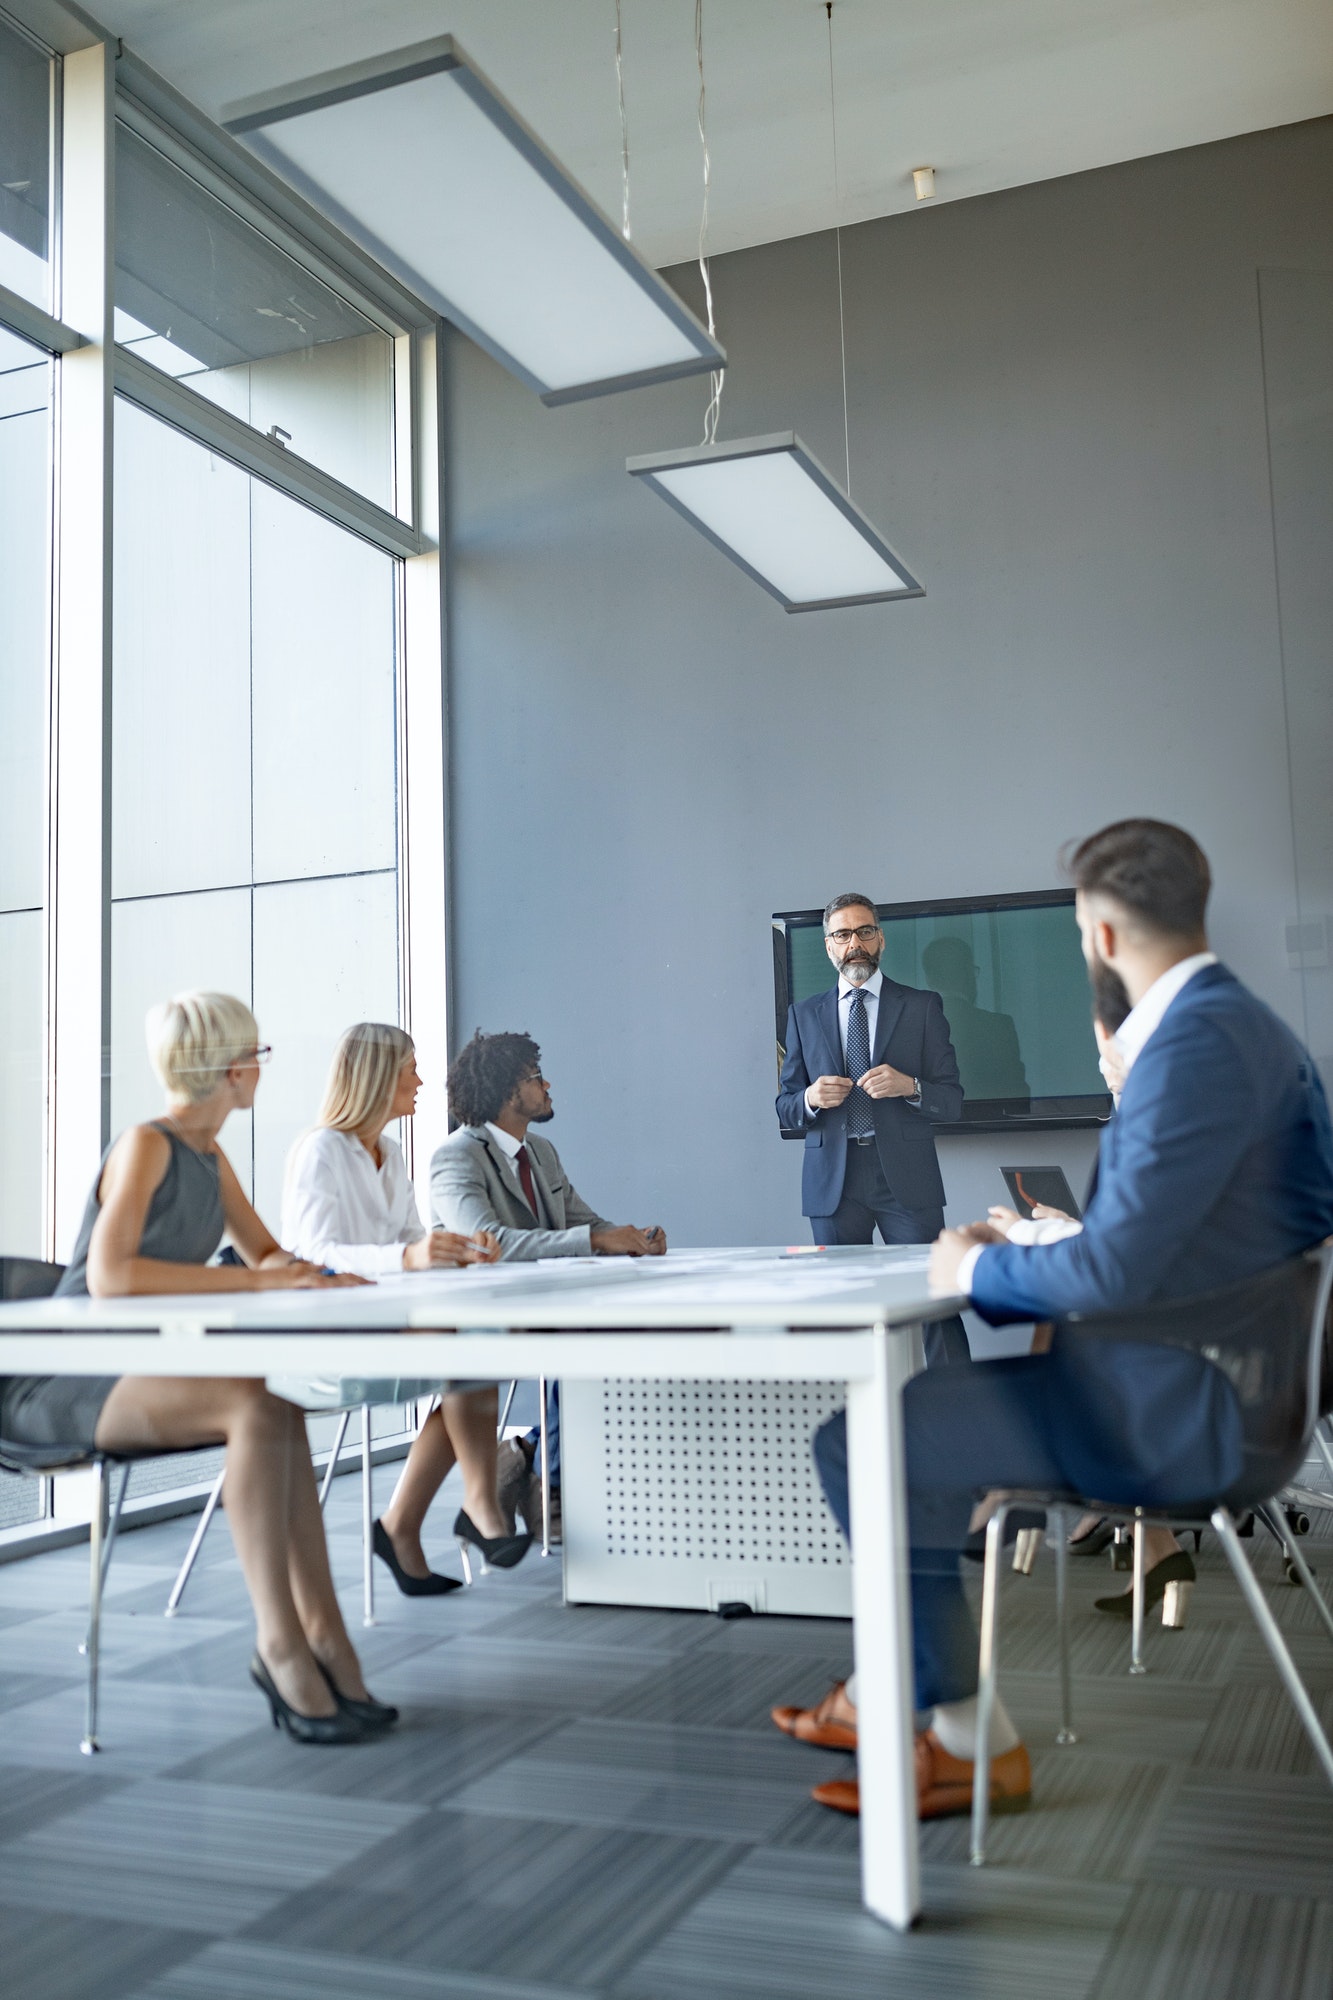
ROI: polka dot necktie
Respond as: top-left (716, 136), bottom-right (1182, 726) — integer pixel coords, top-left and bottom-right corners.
top-left (845, 988), bottom-right (875, 1138)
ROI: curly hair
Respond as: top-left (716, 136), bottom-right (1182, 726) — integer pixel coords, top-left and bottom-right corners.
top-left (447, 1030), bottom-right (542, 1128)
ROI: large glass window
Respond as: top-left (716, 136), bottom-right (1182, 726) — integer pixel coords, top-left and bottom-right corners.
top-left (0, 15), bottom-right (51, 309)
top-left (112, 399), bottom-right (402, 1226)
top-left (0, 323), bottom-right (51, 1255)
top-left (115, 123), bottom-right (396, 509)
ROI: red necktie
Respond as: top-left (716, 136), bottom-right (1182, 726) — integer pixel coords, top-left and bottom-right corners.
top-left (516, 1144), bottom-right (541, 1222)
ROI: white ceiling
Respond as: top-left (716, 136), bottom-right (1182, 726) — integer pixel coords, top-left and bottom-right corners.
top-left (103, 0), bottom-right (1333, 269)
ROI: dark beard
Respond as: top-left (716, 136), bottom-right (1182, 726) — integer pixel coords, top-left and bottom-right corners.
top-left (1089, 954), bottom-right (1132, 1034)
top-left (529, 1107), bottom-right (555, 1123)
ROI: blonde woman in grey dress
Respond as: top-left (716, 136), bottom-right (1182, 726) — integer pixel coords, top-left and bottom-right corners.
top-left (2, 994), bottom-right (389, 1744)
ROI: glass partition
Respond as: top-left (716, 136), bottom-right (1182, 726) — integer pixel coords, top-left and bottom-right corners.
top-left (0, 323), bottom-right (51, 1255)
top-left (111, 398), bottom-right (402, 1224)
top-left (0, 14), bottom-right (51, 309)
top-left (115, 122), bottom-right (396, 508)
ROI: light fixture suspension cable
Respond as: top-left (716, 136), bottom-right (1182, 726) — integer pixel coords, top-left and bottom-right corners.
top-left (826, 1), bottom-right (851, 496)
top-left (695, 0), bottom-right (724, 445)
top-left (613, 0), bottom-right (631, 239)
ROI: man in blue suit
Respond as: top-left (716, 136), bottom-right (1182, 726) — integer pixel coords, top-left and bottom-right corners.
top-left (774, 820), bottom-right (1333, 1823)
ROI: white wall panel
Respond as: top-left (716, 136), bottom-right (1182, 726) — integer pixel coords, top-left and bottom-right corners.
top-left (110, 888), bottom-right (254, 1194)
top-left (250, 480), bottom-right (398, 886)
top-left (251, 870), bottom-right (399, 1230)
top-left (0, 910), bottom-right (44, 1254)
top-left (112, 400), bottom-right (251, 898)
top-left (0, 402), bottom-right (49, 913)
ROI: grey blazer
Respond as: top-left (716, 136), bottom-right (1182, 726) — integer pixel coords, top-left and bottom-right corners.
top-left (429, 1126), bottom-right (610, 1260)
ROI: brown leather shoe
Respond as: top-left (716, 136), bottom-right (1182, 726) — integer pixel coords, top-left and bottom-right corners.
top-left (771, 1681), bottom-right (858, 1751)
top-left (810, 1732), bottom-right (1032, 1820)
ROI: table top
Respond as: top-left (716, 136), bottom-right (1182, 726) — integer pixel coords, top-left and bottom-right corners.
top-left (0, 1246), bottom-right (962, 1383)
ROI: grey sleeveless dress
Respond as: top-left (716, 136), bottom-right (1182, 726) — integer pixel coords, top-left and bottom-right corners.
top-left (0, 1124), bottom-right (224, 1450)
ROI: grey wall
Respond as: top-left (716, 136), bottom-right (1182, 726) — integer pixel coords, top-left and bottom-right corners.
top-left (442, 116), bottom-right (1333, 1257)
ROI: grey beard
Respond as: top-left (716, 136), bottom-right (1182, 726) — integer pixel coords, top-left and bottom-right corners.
top-left (840, 955), bottom-right (877, 985)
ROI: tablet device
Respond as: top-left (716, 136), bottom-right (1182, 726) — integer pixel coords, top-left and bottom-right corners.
top-left (1001, 1165), bottom-right (1081, 1221)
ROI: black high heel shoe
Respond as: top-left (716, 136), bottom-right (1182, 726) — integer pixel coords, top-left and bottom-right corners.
top-left (372, 1518), bottom-right (462, 1597)
top-left (1094, 1550), bottom-right (1196, 1627)
top-left (316, 1659), bottom-right (399, 1732)
top-left (249, 1654), bottom-right (369, 1745)
top-left (454, 1509), bottom-right (533, 1582)
top-left (1068, 1518), bottom-right (1116, 1558)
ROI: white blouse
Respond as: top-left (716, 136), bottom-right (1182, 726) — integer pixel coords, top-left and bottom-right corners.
top-left (282, 1127), bottom-right (426, 1279)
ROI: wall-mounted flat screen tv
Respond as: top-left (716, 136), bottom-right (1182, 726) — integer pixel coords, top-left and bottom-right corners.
top-left (772, 890), bottom-right (1113, 1132)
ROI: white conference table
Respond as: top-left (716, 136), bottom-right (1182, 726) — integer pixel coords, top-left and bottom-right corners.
top-left (0, 1244), bottom-right (963, 1932)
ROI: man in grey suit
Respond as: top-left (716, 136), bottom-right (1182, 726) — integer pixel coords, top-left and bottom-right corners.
top-left (430, 1030), bottom-right (665, 1261)
top-left (431, 1030), bottom-right (666, 1530)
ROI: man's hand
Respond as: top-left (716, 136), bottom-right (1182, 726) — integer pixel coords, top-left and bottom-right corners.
top-left (857, 1063), bottom-right (918, 1101)
top-left (806, 1075), bottom-right (853, 1110)
top-left (591, 1224), bottom-right (665, 1257)
top-left (929, 1225), bottom-right (990, 1296)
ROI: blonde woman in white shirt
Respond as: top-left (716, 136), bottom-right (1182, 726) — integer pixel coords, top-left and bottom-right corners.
top-left (284, 1022), bottom-right (531, 1593)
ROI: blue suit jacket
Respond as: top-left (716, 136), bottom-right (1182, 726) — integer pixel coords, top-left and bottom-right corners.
top-left (972, 963), bottom-right (1333, 1325)
top-left (776, 979), bottom-right (962, 1217)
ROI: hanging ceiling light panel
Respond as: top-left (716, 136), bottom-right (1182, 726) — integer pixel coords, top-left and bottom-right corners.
top-left (224, 36), bottom-right (725, 406)
top-left (627, 433), bottom-right (924, 612)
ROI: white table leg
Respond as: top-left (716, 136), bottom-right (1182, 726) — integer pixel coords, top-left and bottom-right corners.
top-left (846, 1322), bottom-right (920, 1930)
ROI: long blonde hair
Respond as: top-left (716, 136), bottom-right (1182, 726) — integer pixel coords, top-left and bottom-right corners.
top-left (318, 1021), bottom-right (414, 1137)
top-left (147, 991), bottom-right (260, 1103)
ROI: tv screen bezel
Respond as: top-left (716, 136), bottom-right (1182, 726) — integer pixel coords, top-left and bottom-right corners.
top-left (773, 887), bottom-right (1113, 1134)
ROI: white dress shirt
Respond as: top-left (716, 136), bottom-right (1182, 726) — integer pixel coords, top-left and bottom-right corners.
top-left (803, 970), bottom-right (921, 1114)
top-left (952, 951), bottom-right (1219, 1295)
top-left (282, 1126), bottom-right (426, 1279)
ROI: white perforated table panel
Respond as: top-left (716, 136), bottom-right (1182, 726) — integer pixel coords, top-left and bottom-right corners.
top-left (561, 1376), bottom-right (852, 1617)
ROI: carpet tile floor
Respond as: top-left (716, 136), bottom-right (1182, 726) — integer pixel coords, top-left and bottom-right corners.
top-left (0, 1465), bottom-right (1329, 1999)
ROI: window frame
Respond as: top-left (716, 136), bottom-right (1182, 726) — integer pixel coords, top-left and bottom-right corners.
top-left (0, 7), bottom-right (451, 1257)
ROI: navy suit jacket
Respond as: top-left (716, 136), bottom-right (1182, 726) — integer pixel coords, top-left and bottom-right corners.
top-left (776, 979), bottom-right (963, 1217)
top-left (972, 963), bottom-right (1333, 1325)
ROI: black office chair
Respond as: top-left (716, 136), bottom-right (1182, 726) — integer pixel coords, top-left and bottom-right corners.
top-left (0, 1254), bottom-right (207, 1754)
top-left (1, 1255), bottom-right (123, 1753)
top-left (968, 1244), bottom-right (1333, 1865)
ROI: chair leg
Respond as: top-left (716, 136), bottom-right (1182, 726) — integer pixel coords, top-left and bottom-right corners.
top-left (361, 1406), bottom-right (375, 1627)
top-left (165, 1466), bottom-right (226, 1617)
top-left (319, 1409), bottom-right (352, 1512)
top-left (1314, 1420), bottom-right (1333, 1491)
top-left (81, 1459), bottom-right (107, 1755)
top-left (1260, 1503), bottom-right (1333, 1646)
top-left (80, 1462), bottom-right (127, 1653)
top-left (1130, 1511), bottom-right (1147, 1675)
top-left (496, 1380), bottom-right (517, 1440)
top-left (970, 1502), bottom-right (1010, 1867)
top-left (101, 1463), bottom-right (129, 1592)
top-left (1050, 1505), bottom-right (1077, 1744)
top-left (1212, 1506), bottom-right (1333, 1789)
top-left (539, 1376), bottom-right (554, 1557)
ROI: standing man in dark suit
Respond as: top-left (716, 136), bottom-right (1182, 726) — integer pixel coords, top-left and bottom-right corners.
top-left (776, 893), bottom-right (968, 1363)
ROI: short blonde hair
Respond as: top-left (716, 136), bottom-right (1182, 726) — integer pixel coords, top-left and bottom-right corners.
top-left (318, 1021), bottom-right (414, 1136)
top-left (147, 992), bottom-right (260, 1103)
